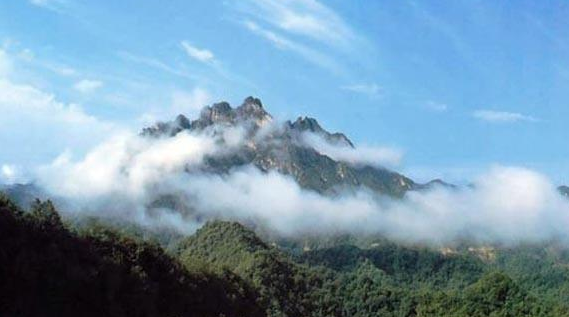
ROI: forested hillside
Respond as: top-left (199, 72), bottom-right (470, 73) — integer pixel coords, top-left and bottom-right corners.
top-left (3, 193), bottom-right (569, 317)
top-left (0, 194), bottom-right (263, 317)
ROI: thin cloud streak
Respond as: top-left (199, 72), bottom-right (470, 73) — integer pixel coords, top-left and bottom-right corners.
top-left (243, 20), bottom-right (341, 73)
top-left (74, 79), bottom-right (103, 93)
top-left (117, 51), bottom-right (201, 81)
top-left (341, 83), bottom-right (383, 98)
top-left (237, 0), bottom-right (356, 47)
top-left (180, 41), bottom-right (216, 64)
top-left (29, 0), bottom-right (68, 13)
top-left (473, 110), bottom-right (538, 123)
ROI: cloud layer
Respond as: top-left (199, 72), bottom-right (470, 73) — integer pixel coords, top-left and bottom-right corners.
top-left (34, 121), bottom-right (569, 245)
top-left (302, 132), bottom-right (403, 167)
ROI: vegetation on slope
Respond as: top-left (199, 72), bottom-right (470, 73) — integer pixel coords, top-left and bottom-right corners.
top-left (2, 193), bottom-right (569, 317)
top-left (0, 194), bottom-right (263, 317)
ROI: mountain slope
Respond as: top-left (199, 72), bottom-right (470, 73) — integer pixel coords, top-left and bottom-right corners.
top-left (176, 220), bottom-right (567, 317)
top-left (0, 195), bottom-right (263, 317)
top-left (143, 97), bottom-right (415, 197)
top-left (177, 221), bottom-right (332, 317)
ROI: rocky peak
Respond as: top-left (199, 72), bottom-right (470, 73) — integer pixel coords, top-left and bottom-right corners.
top-left (200, 102), bottom-right (235, 123)
top-left (418, 179), bottom-right (457, 191)
top-left (236, 96), bottom-right (271, 123)
top-left (188, 97), bottom-right (272, 130)
top-left (141, 114), bottom-right (192, 137)
top-left (174, 114), bottom-right (191, 130)
top-left (139, 96), bottom-right (420, 197)
top-left (288, 117), bottom-right (353, 148)
top-left (290, 117), bottom-right (325, 135)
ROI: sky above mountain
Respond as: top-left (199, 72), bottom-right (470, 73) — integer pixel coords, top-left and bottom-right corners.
top-left (0, 0), bottom-right (568, 184)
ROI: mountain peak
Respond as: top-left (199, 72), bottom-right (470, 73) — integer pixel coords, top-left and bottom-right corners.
top-left (291, 116), bottom-right (323, 133)
top-left (236, 96), bottom-right (271, 123)
top-left (200, 101), bottom-right (235, 124)
top-left (289, 116), bottom-right (354, 148)
top-left (419, 179), bottom-right (457, 191)
top-left (174, 114), bottom-right (191, 129)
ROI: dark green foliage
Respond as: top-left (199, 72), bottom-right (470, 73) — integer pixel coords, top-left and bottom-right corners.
top-left (300, 242), bottom-right (485, 288)
top-left (2, 193), bottom-right (569, 317)
top-left (0, 194), bottom-right (263, 317)
top-left (178, 221), bottom-right (332, 317)
top-left (178, 221), bottom-right (569, 317)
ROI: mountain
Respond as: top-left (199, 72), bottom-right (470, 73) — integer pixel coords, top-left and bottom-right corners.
top-left (175, 220), bottom-right (567, 317)
top-left (143, 96), bottom-right (416, 197)
top-left (0, 194), bottom-right (263, 317)
top-left (2, 191), bottom-right (568, 316)
top-left (177, 221), bottom-right (327, 316)
top-left (559, 186), bottom-right (569, 197)
top-left (0, 183), bottom-right (47, 209)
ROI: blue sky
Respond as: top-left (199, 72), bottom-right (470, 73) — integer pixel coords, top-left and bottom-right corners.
top-left (0, 0), bottom-right (568, 184)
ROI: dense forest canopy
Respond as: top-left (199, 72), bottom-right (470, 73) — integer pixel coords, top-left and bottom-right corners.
top-left (2, 193), bottom-right (569, 317)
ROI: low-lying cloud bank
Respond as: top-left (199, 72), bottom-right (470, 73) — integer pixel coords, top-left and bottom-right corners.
top-left (33, 122), bottom-right (569, 246)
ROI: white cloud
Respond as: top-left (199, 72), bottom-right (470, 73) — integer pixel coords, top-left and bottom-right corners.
top-left (9, 46), bottom-right (78, 77)
top-left (38, 132), bottom-right (219, 199)
top-left (426, 101), bottom-right (448, 112)
top-left (33, 116), bottom-right (569, 245)
top-left (139, 87), bottom-right (212, 125)
top-left (244, 20), bottom-right (340, 72)
top-left (47, 64), bottom-right (77, 76)
top-left (341, 83), bottom-right (382, 98)
top-left (238, 0), bottom-right (356, 47)
top-left (180, 41), bottom-right (216, 64)
top-left (37, 126), bottom-right (247, 233)
top-left (473, 110), bottom-right (538, 123)
top-left (30, 0), bottom-right (50, 6)
top-left (302, 132), bottom-right (403, 167)
top-left (0, 78), bottom-right (116, 167)
top-left (0, 164), bottom-right (26, 184)
top-left (171, 88), bottom-right (211, 117)
top-left (29, 0), bottom-right (67, 12)
top-left (177, 165), bottom-right (569, 243)
top-left (73, 79), bottom-right (103, 93)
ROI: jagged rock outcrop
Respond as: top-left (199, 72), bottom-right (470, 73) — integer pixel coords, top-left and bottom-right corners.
top-left (141, 97), bottom-right (417, 197)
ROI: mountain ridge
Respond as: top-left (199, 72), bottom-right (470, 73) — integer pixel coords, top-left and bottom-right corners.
top-left (142, 96), bottom-right (418, 197)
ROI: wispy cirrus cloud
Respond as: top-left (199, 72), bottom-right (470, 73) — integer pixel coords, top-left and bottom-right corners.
top-left (231, 0), bottom-right (360, 73)
top-left (426, 101), bottom-right (449, 112)
top-left (243, 20), bottom-right (340, 72)
top-left (117, 51), bottom-right (201, 81)
top-left (473, 110), bottom-right (538, 123)
top-left (74, 79), bottom-right (103, 93)
top-left (180, 41), bottom-right (217, 65)
top-left (341, 83), bottom-right (382, 98)
top-left (29, 0), bottom-right (68, 13)
top-left (237, 0), bottom-right (356, 47)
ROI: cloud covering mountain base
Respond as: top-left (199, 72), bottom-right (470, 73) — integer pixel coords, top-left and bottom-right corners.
top-left (30, 121), bottom-right (569, 246)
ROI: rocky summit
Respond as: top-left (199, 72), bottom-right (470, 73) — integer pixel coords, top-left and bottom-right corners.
top-left (142, 97), bottom-right (417, 197)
